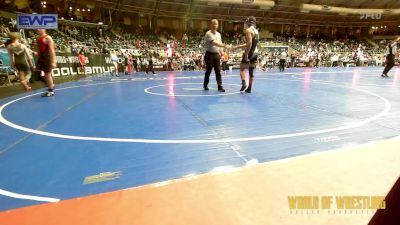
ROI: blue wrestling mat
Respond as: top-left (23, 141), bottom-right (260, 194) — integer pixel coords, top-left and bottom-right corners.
top-left (1, 67), bottom-right (400, 211)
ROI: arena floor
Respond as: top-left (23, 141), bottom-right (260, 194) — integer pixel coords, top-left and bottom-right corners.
top-left (0, 67), bottom-right (399, 224)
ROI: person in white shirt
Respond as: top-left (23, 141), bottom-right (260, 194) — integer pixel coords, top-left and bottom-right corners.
top-left (381, 37), bottom-right (400, 77)
top-left (279, 50), bottom-right (287, 72)
top-left (203, 19), bottom-right (231, 92)
top-left (331, 53), bottom-right (339, 67)
top-left (110, 50), bottom-right (119, 76)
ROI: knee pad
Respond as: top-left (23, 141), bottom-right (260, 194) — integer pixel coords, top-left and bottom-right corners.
top-left (249, 67), bottom-right (254, 78)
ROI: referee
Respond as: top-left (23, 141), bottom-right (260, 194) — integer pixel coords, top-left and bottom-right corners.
top-left (279, 50), bottom-right (287, 72)
top-left (381, 36), bottom-right (400, 78)
top-left (203, 19), bottom-right (230, 92)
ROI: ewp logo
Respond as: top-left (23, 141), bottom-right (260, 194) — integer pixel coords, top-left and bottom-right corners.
top-left (359, 13), bottom-right (382, 20)
top-left (17, 14), bottom-right (58, 29)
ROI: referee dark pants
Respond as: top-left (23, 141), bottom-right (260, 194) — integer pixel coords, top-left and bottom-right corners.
top-left (383, 54), bottom-right (395, 75)
top-left (146, 61), bottom-right (155, 74)
top-left (204, 51), bottom-right (222, 89)
top-left (279, 59), bottom-right (286, 72)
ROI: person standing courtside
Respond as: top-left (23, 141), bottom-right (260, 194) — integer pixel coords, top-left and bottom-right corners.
top-left (35, 29), bottom-right (57, 97)
top-left (146, 53), bottom-right (156, 75)
top-left (203, 19), bottom-right (230, 92)
top-left (279, 50), bottom-right (287, 72)
top-left (110, 50), bottom-right (119, 76)
top-left (78, 50), bottom-right (86, 76)
top-left (381, 37), bottom-right (400, 78)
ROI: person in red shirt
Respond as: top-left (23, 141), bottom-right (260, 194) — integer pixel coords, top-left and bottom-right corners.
top-left (35, 29), bottom-right (57, 97)
top-left (78, 51), bottom-right (86, 76)
top-left (127, 54), bottom-right (133, 74)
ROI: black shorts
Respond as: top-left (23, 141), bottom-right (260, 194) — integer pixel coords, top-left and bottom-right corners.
top-left (241, 53), bottom-right (258, 64)
top-left (37, 55), bottom-right (52, 73)
top-left (241, 53), bottom-right (258, 67)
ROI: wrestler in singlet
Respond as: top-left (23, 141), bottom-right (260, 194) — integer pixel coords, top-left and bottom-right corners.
top-left (35, 29), bottom-right (56, 97)
top-left (241, 25), bottom-right (259, 65)
top-left (238, 16), bottom-right (259, 93)
top-left (36, 33), bottom-right (52, 73)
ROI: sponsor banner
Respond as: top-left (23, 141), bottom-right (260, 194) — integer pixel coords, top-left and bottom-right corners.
top-left (17, 14), bottom-right (58, 29)
top-left (1, 51), bottom-right (171, 76)
top-left (0, 48), bottom-right (11, 66)
top-left (52, 53), bottom-right (116, 77)
top-left (263, 46), bottom-right (289, 53)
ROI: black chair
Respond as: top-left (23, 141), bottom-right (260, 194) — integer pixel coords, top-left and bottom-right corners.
top-left (0, 66), bottom-right (17, 86)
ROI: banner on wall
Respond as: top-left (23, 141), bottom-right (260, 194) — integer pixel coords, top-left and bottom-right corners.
top-left (17, 14), bottom-right (58, 29)
top-left (53, 53), bottom-right (169, 76)
top-left (52, 53), bottom-right (117, 77)
top-left (0, 49), bottom-right (117, 75)
top-left (0, 48), bottom-right (11, 66)
top-left (262, 46), bottom-right (289, 53)
top-left (1, 51), bottom-right (169, 76)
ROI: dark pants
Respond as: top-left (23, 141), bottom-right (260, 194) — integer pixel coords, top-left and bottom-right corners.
top-left (222, 61), bottom-right (228, 71)
top-left (279, 59), bottom-right (286, 72)
top-left (291, 58), bottom-right (296, 67)
top-left (146, 62), bottom-right (155, 74)
top-left (383, 54), bottom-right (395, 75)
top-left (204, 51), bottom-right (222, 88)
